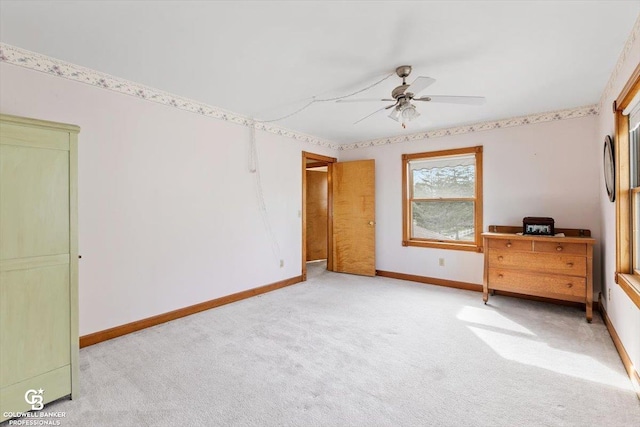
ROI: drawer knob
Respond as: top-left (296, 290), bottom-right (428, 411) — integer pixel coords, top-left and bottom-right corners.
top-left (498, 274), bottom-right (504, 278)
top-left (506, 242), bottom-right (512, 248)
top-left (567, 262), bottom-right (574, 267)
top-left (498, 256), bottom-right (504, 261)
top-left (556, 246), bottom-right (563, 252)
top-left (566, 283), bottom-right (573, 288)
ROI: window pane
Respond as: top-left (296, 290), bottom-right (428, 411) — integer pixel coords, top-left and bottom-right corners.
top-left (411, 162), bottom-right (475, 198)
top-left (632, 125), bottom-right (640, 187)
top-left (411, 201), bottom-right (474, 241)
top-left (634, 192), bottom-right (640, 272)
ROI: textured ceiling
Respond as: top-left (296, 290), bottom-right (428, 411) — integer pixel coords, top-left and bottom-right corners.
top-left (1, 1), bottom-right (639, 144)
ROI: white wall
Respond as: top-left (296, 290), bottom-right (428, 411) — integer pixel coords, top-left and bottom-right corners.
top-left (339, 116), bottom-right (600, 286)
top-left (0, 63), bottom-right (338, 336)
top-left (597, 25), bottom-right (640, 373)
top-left (2, 31), bottom-right (637, 372)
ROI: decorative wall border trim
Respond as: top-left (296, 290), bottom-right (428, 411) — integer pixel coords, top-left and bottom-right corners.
top-left (599, 13), bottom-right (640, 110)
top-left (339, 105), bottom-right (599, 150)
top-left (1, 42), bottom-right (599, 152)
top-left (0, 43), bottom-right (340, 150)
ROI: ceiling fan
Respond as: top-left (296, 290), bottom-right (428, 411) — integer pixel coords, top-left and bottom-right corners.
top-left (337, 65), bottom-right (486, 128)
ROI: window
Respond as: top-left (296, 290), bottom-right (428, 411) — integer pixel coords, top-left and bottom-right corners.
top-left (630, 103), bottom-right (640, 274)
top-left (402, 146), bottom-right (483, 252)
top-left (614, 63), bottom-right (640, 308)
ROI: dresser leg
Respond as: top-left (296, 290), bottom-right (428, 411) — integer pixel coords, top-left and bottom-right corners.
top-left (483, 290), bottom-right (489, 304)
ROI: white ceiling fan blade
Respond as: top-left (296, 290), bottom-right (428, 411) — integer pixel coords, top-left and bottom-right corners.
top-left (405, 76), bottom-right (436, 95)
top-left (354, 104), bottom-right (396, 124)
top-left (415, 95), bottom-right (486, 105)
top-left (336, 98), bottom-right (395, 103)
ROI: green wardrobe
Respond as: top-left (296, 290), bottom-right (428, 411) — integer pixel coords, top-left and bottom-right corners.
top-left (0, 114), bottom-right (79, 421)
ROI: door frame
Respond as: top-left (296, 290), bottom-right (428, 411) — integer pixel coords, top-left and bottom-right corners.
top-left (302, 151), bottom-right (337, 281)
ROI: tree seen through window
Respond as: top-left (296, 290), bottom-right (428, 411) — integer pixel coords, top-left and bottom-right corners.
top-left (402, 146), bottom-right (483, 251)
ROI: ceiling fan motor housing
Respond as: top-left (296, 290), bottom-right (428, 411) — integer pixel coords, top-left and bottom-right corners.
top-left (393, 65), bottom-right (413, 98)
top-left (392, 84), bottom-right (411, 100)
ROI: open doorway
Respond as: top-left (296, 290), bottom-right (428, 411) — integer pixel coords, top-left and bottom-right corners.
top-left (302, 152), bottom-right (376, 280)
top-left (302, 151), bottom-right (336, 280)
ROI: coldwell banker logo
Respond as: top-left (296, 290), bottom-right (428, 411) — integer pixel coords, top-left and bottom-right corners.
top-left (4, 388), bottom-right (65, 425)
top-left (24, 389), bottom-right (44, 411)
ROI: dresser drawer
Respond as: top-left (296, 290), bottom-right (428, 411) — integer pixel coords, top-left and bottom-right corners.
top-left (534, 241), bottom-right (586, 255)
top-left (488, 269), bottom-right (586, 299)
top-left (488, 250), bottom-right (586, 276)
top-left (487, 239), bottom-right (532, 252)
top-left (482, 232), bottom-right (595, 322)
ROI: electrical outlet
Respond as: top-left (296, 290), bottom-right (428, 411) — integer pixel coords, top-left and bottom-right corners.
top-left (439, 258), bottom-right (445, 267)
top-left (280, 259), bottom-right (284, 268)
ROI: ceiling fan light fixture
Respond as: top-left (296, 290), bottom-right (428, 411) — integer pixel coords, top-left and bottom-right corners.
top-left (389, 102), bottom-right (420, 127)
top-left (388, 106), bottom-right (402, 122)
top-left (401, 104), bottom-right (420, 121)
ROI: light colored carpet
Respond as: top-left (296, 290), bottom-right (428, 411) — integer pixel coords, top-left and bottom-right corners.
top-left (41, 262), bottom-right (639, 426)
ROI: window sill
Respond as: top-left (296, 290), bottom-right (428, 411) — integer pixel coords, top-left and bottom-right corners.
top-left (403, 240), bottom-right (483, 253)
top-left (617, 273), bottom-right (640, 309)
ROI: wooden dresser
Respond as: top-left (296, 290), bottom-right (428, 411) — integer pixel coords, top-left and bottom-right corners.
top-left (482, 226), bottom-right (595, 322)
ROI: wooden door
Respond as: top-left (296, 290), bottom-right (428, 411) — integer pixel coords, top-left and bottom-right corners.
top-left (0, 115), bottom-right (79, 421)
top-left (306, 170), bottom-right (328, 261)
top-left (332, 160), bottom-right (375, 276)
